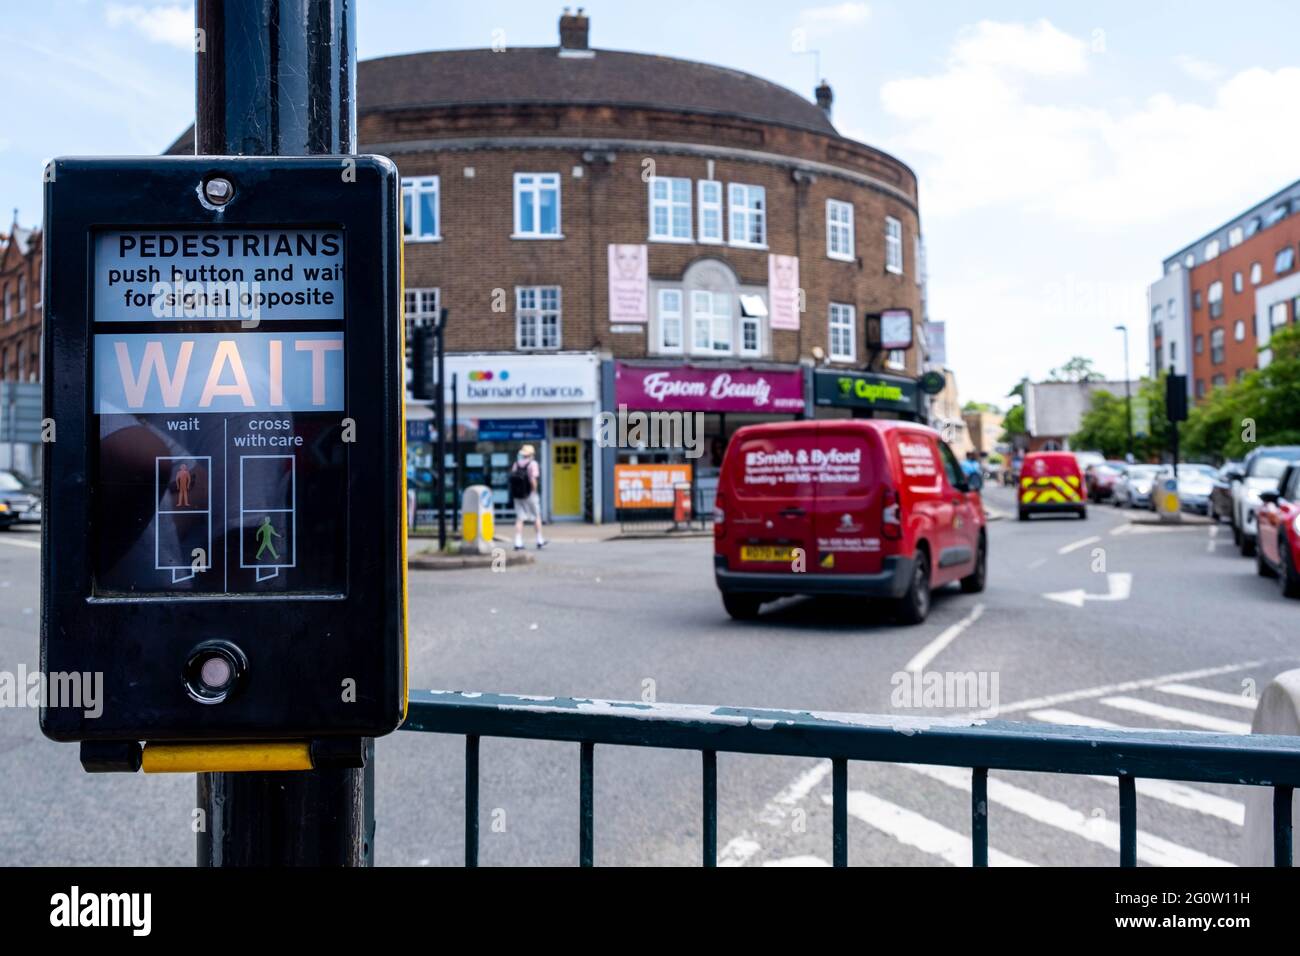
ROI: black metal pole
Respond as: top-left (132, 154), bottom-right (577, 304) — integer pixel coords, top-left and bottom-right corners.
top-left (435, 309), bottom-right (447, 550)
top-left (1120, 326), bottom-right (1133, 458)
top-left (451, 371), bottom-right (460, 533)
top-left (194, 0), bottom-right (371, 867)
top-left (1169, 364), bottom-right (1179, 473)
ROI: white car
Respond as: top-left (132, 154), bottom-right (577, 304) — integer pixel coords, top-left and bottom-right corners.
top-left (1114, 464), bottom-right (1162, 509)
top-left (1231, 448), bottom-right (1300, 556)
top-left (1175, 464), bottom-right (1217, 515)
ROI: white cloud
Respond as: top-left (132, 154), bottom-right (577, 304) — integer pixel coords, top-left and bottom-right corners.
top-left (106, 3), bottom-right (193, 51)
top-left (800, 3), bottom-right (871, 26)
top-left (881, 19), bottom-right (1300, 228)
top-left (1175, 54), bottom-right (1226, 84)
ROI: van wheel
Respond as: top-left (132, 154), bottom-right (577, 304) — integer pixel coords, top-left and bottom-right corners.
top-left (960, 536), bottom-right (987, 594)
top-left (1017, 508), bottom-right (1028, 522)
top-left (896, 554), bottom-right (931, 625)
top-left (1278, 544), bottom-right (1300, 599)
top-left (1231, 521), bottom-right (1241, 546)
top-left (722, 593), bottom-right (764, 620)
top-left (1078, 505), bottom-right (1088, 519)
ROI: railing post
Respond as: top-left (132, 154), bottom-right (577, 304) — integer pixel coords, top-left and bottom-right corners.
top-left (579, 741), bottom-right (594, 866)
top-left (1118, 774), bottom-right (1137, 867)
top-left (702, 750), bottom-right (717, 867)
top-left (193, 0), bottom-right (369, 867)
top-left (465, 735), bottom-right (480, 867)
top-left (832, 757), bottom-right (848, 867)
top-left (1275, 785), bottom-right (1293, 867)
top-left (971, 767), bottom-right (988, 867)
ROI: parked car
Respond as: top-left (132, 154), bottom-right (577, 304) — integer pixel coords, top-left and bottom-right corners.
top-left (713, 419), bottom-right (986, 625)
top-left (1175, 463), bottom-right (1218, 515)
top-left (0, 470), bottom-right (41, 528)
top-left (1230, 446), bottom-right (1300, 556)
top-left (1113, 464), bottom-right (1162, 509)
top-left (1210, 461), bottom-right (1242, 523)
top-left (1255, 464), bottom-right (1300, 598)
top-left (1085, 461), bottom-right (1127, 502)
top-left (1073, 450), bottom-right (1106, 473)
top-left (1018, 451), bottom-right (1087, 519)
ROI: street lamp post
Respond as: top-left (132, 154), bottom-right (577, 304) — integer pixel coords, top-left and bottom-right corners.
top-left (1115, 324), bottom-right (1132, 459)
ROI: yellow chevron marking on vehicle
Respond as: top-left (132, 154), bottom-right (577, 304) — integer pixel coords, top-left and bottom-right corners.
top-left (1020, 476), bottom-right (1080, 504)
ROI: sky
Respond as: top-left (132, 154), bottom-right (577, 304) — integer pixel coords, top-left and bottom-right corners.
top-left (4, 0), bottom-right (1300, 406)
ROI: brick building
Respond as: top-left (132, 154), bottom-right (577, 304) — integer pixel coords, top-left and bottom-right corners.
top-left (0, 218), bottom-right (42, 386)
top-left (169, 11), bottom-right (927, 522)
top-left (1151, 178), bottom-right (1300, 402)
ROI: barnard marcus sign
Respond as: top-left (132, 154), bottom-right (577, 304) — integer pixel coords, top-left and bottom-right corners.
top-left (444, 353), bottom-right (600, 405)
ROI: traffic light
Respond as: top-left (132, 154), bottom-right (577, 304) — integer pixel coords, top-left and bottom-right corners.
top-left (409, 322), bottom-right (436, 401)
top-left (1166, 373), bottom-right (1188, 422)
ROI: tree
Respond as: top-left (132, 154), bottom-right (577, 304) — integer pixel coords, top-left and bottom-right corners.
top-left (1048, 356), bottom-right (1104, 383)
top-left (999, 403), bottom-right (1025, 444)
top-left (963, 400), bottom-right (1001, 414)
top-left (1183, 324), bottom-right (1300, 460)
top-left (1071, 376), bottom-right (1169, 461)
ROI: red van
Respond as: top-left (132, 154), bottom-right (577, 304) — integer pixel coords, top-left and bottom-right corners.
top-left (713, 419), bottom-right (986, 624)
top-left (1018, 451), bottom-right (1087, 520)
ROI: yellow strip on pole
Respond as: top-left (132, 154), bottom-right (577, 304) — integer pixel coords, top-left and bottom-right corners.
top-left (141, 741), bottom-right (313, 773)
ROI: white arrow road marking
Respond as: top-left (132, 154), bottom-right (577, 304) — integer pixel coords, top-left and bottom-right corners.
top-left (1156, 682), bottom-right (1258, 711)
top-left (1100, 696), bottom-right (1252, 734)
top-left (761, 855), bottom-right (830, 867)
top-left (826, 790), bottom-right (1034, 867)
top-left (904, 603), bottom-right (985, 674)
top-left (1043, 572), bottom-right (1132, 607)
top-left (1057, 535), bottom-right (1101, 555)
top-left (903, 763), bottom-right (1235, 867)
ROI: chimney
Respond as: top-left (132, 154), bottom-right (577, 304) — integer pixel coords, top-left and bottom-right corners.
top-left (559, 8), bottom-right (589, 51)
top-left (815, 80), bottom-right (833, 118)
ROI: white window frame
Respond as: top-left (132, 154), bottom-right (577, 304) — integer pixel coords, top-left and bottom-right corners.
top-left (826, 199), bottom-right (854, 261)
top-left (1277, 246), bottom-right (1296, 274)
top-left (401, 176), bottom-right (441, 242)
top-left (1251, 262), bottom-right (1263, 285)
top-left (1234, 319), bottom-right (1246, 342)
top-left (1233, 271), bottom-right (1243, 293)
top-left (1208, 280), bottom-right (1223, 317)
top-left (516, 285), bottom-right (562, 350)
top-left (648, 176), bottom-right (693, 243)
top-left (885, 216), bottom-right (904, 274)
top-left (1228, 226), bottom-right (1244, 247)
top-left (690, 290), bottom-right (732, 355)
top-left (657, 288), bottom-right (684, 354)
top-left (1204, 238), bottom-right (1220, 261)
top-left (728, 183), bottom-right (767, 249)
top-left (1271, 301), bottom-right (1289, 328)
top-left (697, 180), bottom-right (723, 244)
top-left (828, 302), bottom-right (855, 362)
top-left (513, 173), bottom-right (563, 239)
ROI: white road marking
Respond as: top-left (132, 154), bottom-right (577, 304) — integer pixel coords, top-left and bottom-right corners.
top-left (1043, 572), bottom-right (1132, 608)
top-left (1087, 774), bottom-right (1245, 826)
top-left (1026, 557), bottom-right (1048, 570)
top-left (758, 759), bottom-right (833, 826)
top-left (990, 660), bottom-right (1267, 717)
top-left (1099, 696), bottom-right (1252, 734)
top-left (827, 790), bottom-right (1034, 867)
top-left (762, 855), bottom-right (830, 867)
top-left (1207, 526), bottom-right (1219, 552)
top-left (1057, 535), bottom-right (1101, 555)
top-left (904, 603), bottom-right (985, 674)
top-left (1109, 523), bottom-right (1132, 536)
top-left (717, 836), bottom-right (763, 867)
top-left (903, 763), bottom-right (1234, 867)
top-left (1028, 709), bottom-right (1125, 730)
top-left (0, 535), bottom-right (40, 550)
top-left (1156, 682), bottom-right (1258, 711)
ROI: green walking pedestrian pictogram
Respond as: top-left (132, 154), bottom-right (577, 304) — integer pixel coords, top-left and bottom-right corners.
top-left (254, 516), bottom-right (282, 561)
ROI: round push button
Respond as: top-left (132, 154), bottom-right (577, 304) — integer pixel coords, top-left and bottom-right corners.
top-left (184, 641), bottom-right (248, 704)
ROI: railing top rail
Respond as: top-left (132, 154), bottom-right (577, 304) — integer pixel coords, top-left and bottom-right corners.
top-left (403, 689), bottom-right (1300, 788)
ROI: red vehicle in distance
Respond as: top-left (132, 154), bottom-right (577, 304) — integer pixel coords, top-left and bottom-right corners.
top-left (1256, 463), bottom-right (1300, 598)
top-left (713, 419), bottom-right (986, 625)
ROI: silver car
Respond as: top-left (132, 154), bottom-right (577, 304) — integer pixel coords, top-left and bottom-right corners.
top-left (1113, 464), bottom-right (1162, 509)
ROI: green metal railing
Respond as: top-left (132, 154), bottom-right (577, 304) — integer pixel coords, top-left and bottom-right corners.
top-left (401, 690), bottom-right (1300, 867)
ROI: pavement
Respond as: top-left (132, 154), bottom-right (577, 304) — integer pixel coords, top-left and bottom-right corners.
top-left (1, 487), bottom-right (1297, 866)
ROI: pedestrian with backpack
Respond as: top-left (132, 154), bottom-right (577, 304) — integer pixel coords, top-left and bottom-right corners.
top-left (509, 444), bottom-right (546, 550)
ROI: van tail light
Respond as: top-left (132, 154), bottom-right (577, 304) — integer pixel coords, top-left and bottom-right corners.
top-left (881, 486), bottom-right (902, 541)
top-left (713, 493), bottom-right (726, 539)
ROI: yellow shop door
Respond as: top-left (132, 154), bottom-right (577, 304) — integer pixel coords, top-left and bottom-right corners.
top-left (551, 441), bottom-right (582, 519)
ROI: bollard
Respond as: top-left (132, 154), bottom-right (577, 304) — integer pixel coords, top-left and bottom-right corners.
top-left (461, 485), bottom-right (495, 554)
top-left (1243, 669), bottom-right (1300, 865)
top-left (1154, 469), bottom-right (1182, 523)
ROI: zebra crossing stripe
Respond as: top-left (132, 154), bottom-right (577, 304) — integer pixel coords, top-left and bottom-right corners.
top-left (902, 763), bottom-right (1235, 867)
top-left (825, 791), bottom-right (1034, 867)
top-left (1099, 696), bottom-right (1252, 734)
top-left (1155, 682), bottom-right (1258, 711)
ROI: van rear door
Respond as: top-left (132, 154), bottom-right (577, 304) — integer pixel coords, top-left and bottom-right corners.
top-left (811, 424), bottom-right (884, 574)
top-left (722, 428), bottom-right (818, 574)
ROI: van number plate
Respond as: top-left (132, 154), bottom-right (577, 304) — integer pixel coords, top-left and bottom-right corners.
top-left (741, 546), bottom-right (794, 562)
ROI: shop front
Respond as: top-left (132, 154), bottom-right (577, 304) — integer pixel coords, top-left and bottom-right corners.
top-left (425, 352), bottom-right (601, 524)
top-left (812, 368), bottom-right (924, 421)
top-left (604, 361), bottom-right (807, 522)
